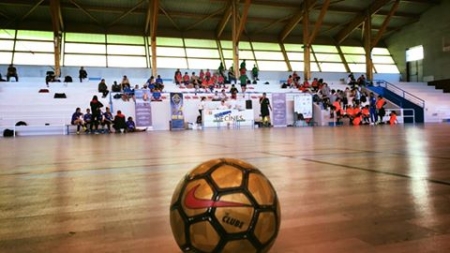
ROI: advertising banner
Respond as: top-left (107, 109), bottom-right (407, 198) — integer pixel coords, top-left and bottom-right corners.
top-left (272, 93), bottom-right (287, 127)
top-left (294, 93), bottom-right (313, 118)
top-left (170, 92), bottom-right (185, 130)
top-left (134, 89), bottom-right (152, 127)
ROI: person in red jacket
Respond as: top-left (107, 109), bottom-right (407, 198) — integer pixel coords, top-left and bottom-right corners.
top-left (113, 110), bottom-right (126, 133)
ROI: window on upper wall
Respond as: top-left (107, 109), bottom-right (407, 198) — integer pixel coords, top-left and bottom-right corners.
top-left (107, 34), bottom-right (144, 45)
top-left (157, 57), bottom-right (187, 69)
top-left (65, 54), bottom-right (107, 67)
top-left (0, 52), bottom-right (13, 64)
top-left (13, 52), bottom-right (54, 65)
top-left (66, 32), bottom-right (105, 43)
top-left (16, 30), bottom-right (52, 41)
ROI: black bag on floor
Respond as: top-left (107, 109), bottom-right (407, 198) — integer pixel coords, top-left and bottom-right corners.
top-left (54, 93), bottom-right (67, 99)
top-left (3, 129), bottom-right (14, 137)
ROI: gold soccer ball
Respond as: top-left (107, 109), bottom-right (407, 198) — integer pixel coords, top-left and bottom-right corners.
top-left (170, 158), bottom-right (281, 253)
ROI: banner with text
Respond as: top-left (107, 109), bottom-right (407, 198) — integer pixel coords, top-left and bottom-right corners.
top-left (272, 93), bottom-right (287, 127)
top-left (170, 92), bottom-right (185, 130)
top-left (134, 89), bottom-right (152, 127)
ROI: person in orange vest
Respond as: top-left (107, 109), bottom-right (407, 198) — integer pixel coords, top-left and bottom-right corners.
top-left (332, 97), bottom-right (343, 120)
top-left (387, 111), bottom-right (398, 125)
top-left (376, 95), bottom-right (387, 124)
top-left (353, 112), bottom-right (363, 125)
top-left (361, 105), bottom-right (370, 124)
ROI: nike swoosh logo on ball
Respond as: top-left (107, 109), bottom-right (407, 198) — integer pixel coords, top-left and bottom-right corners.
top-left (184, 184), bottom-right (250, 209)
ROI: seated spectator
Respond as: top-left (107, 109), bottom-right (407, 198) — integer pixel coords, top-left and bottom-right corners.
top-left (126, 117), bottom-right (147, 132)
top-left (347, 73), bottom-right (356, 87)
top-left (190, 72), bottom-right (199, 88)
top-left (199, 69), bottom-right (205, 83)
top-left (155, 75), bottom-right (164, 91)
top-left (217, 99), bottom-right (230, 110)
top-left (311, 78), bottom-right (319, 92)
top-left (229, 84), bottom-right (238, 100)
top-left (113, 110), bottom-right (126, 133)
top-left (122, 85), bottom-right (133, 101)
top-left (387, 111), bottom-right (398, 125)
top-left (145, 76), bottom-right (155, 91)
top-left (288, 75), bottom-right (296, 88)
top-left (79, 66), bottom-right (87, 83)
top-left (121, 75), bottom-right (131, 90)
top-left (361, 105), bottom-right (370, 124)
top-left (45, 71), bottom-right (60, 87)
top-left (220, 89), bottom-right (228, 101)
top-left (83, 108), bottom-right (93, 133)
top-left (102, 107), bottom-right (114, 133)
top-left (175, 71), bottom-right (182, 85)
top-left (98, 79), bottom-right (109, 98)
top-left (151, 88), bottom-right (162, 101)
top-left (205, 68), bottom-right (212, 81)
top-left (217, 73), bottom-right (225, 88)
top-left (174, 69), bottom-right (182, 84)
top-left (71, 107), bottom-right (86, 135)
top-left (292, 71), bottom-right (300, 84)
top-left (111, 81), bottom-right (121, 92)
top-left (6, 64), bottom-right (18, 82)
top-left (182, 72), bottom-right (190, 87)
top-left (212, 90), bottom-right (221, 101)
top-left (357, 74), bottom-right (367, 87)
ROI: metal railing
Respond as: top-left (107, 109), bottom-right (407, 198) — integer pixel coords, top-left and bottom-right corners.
top-left (374, 80), bottom-right (425, 108)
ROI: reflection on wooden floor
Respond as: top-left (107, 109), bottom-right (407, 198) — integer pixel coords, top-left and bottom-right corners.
top-left (1, 124), bottom-right (450, 253)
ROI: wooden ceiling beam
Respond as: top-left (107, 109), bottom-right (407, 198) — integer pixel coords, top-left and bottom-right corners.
top-left (69, 0), bottom-right (103, 27)
top-left (279, 0), bottom-right (317, 42)
top-left (372, 0), bottom-right (400, 48)
top-left (186, 6), bottom-right (225, 31)
top-left (308, 0), bottom-right (331, 45)
top-left (237, 0), bottom-right (251, 41)
top-left (107, 0), bottom-right (146, 27)
top-left (20, 0), bottom-right (45, 22)
top-left (216, 1), bottom-right (232, 38)
top-left (334, 0), bottom-right (391, 44)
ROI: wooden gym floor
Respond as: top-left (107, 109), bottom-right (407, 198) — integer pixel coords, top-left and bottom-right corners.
top-left (1, 124), bottom-right (450, 253)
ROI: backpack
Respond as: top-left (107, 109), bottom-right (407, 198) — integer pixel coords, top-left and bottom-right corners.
top-left (360, 95), bottom-right (367, 103)
top-left (64, 76), bottom-right (73, 82)
top-left (3, 129), bottom-right (14, 137)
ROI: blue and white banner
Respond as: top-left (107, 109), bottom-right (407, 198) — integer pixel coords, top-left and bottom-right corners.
top-left (135, 89), bottom-right (152, 127)
top-left (170, 92), bottom-right (185, 130)
top-left (272, 93), bottom-right (287, 127)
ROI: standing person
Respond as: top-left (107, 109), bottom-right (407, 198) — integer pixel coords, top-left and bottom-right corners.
top-left (90, 95), bottom-right (104, 134)
top-left (6, 64), bottom-right (18, 82)
top-left (376, 95), bottom-right (387, 124)
top-left (260, 92), bottom-right (272, 127)
top-left (369, 92), bottom-right (377, 124)
top-left (71, 107), bottom-right (85, 135)
top-left (79, 67), bottom-right (87, 83)
top-left (251, 64), bottom-right (259, 83)
top-left (198, 97), bottom-right (207, 116)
